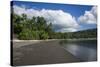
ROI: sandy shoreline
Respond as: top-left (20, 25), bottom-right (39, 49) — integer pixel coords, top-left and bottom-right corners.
top-left (12, 38), bottom-right (97, 42)
top-left (12, 40), bottom-right (80, 66)
top-left (12, 38), bottom-right (96, 48)
top-left (12, 38), bottom-right (97, 66)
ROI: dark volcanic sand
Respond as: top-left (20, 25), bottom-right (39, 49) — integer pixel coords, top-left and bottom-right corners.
top-left (12, 40), bottom-right (80, 66)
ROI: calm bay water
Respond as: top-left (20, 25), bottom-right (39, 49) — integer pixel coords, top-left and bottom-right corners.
top-left (60, 40), bottom-right (97, 61)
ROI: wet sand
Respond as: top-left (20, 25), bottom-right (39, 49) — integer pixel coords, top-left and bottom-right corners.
top-left (12, 40), bottom-right (80, 66)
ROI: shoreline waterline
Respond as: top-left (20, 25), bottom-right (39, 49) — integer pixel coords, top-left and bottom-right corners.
top-left (12, 38), bottom-right (97, 42)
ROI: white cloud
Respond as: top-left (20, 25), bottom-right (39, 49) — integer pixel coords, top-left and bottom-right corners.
top-left (13, 5), bottom-right (79, 32)
top-left (78, 6), bottom-right (97, 24)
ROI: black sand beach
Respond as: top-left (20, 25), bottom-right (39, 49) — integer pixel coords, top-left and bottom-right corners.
top-left (12, 40), bottom-right (80, 66)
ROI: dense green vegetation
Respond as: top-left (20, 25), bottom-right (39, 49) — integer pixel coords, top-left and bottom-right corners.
top-left (69, 29), bottom-right (97, 39)
top-left (12, 13), bottom-right (53, 40)
top-left (12, 13), bottom-right (97, 40)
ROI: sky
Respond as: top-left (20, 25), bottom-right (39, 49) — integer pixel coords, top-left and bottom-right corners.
top-left (11, 1), bottom-right (97, 32)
